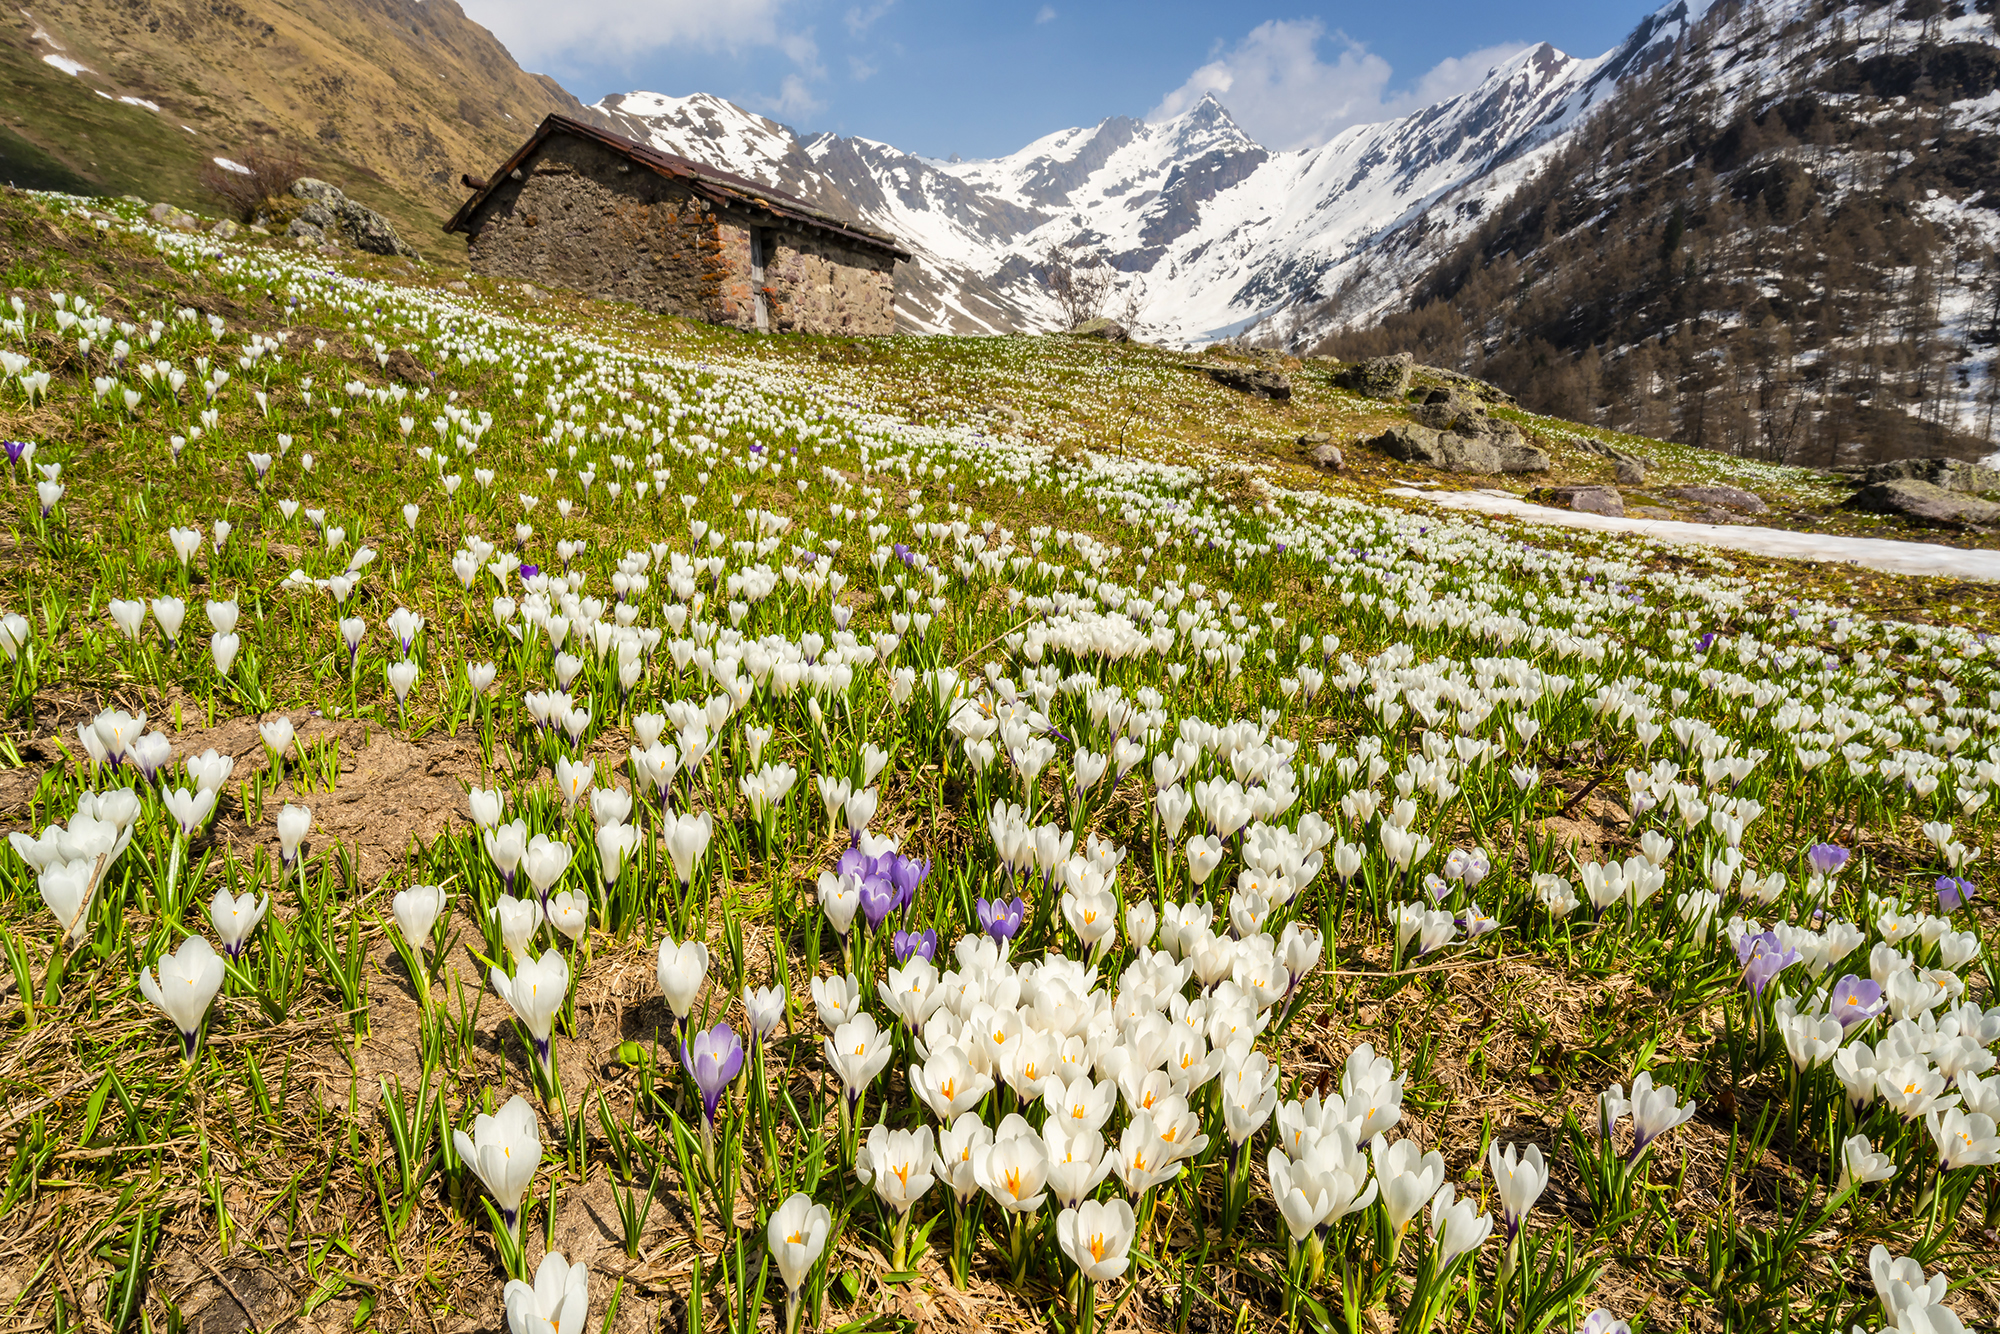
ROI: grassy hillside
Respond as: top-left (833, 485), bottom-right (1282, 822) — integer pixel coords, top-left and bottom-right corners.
top-left (1, 0), bottom-right (601, 259)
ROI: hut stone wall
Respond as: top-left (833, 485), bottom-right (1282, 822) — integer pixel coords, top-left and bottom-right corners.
top-left (463, 135), bottom-right (896, 335)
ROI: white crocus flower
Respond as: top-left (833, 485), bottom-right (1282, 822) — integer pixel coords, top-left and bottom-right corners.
top-left (491, 950), bottom-right (569, 1073)
top-left (503, 1252), bottom-right (588, 1334)
top-left (207, 887), bottom-right (269, 958)
top-left (767, 1193), bottom-right (831, 1334)
top-left (454, 1095), bottom-right (541, 1237)
top-left (136, 935), bottom-right (225, 1060)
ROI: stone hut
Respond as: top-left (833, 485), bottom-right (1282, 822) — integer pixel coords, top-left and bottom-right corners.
top-left (446, 115), bottom-right (909, 335)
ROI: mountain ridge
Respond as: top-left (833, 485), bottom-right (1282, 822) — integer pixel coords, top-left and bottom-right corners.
top-left (1311, 0), bottom-right (2000, 465)
top-left (581, 5), bottom-right (1707, 341)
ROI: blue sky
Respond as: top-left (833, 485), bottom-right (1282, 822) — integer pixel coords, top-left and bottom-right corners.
top-left (460, 0), bottom-right (1674, 158)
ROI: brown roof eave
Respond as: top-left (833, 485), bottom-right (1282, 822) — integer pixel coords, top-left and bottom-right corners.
top-left (444, 114), bottom-right (913, 262)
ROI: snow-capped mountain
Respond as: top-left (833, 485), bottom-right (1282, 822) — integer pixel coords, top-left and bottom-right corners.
top-left (590, 3), bottom-right (1708, 341)
top-left (1306, 0), bottom-right (2000, 462)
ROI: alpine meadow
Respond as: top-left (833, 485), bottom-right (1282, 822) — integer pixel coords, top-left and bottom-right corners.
top-left (3, 1), bottom-right (2000, 1333)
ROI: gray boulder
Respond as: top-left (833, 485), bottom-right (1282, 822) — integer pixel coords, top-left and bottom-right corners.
top-left (1536, 485), bottom-right (1624, 517)
top-left (1851, 478), bottom-right (2000, 526)
top-left (287, 219), bottom-right (325, 244)
top-left (1367, 423), bottom-right (1548, 474)
top-left (1668, 484), bottom-right (1767, 514)
top-left (1413, 390), bottom-right (1494, 435)
top-left (1862, 458), bottom-right (2000, 494)
top-left (292, 177), bottom-right (342, 208)
top-left (1206, 364), bottom-right (1291, 400)
top-left (1297, 433), bottom-right (1343, 470)
top-left (290, 178), bottom-right (417, 257)
top-left (148, 201), bottom-right (198, 231)
top-left (1573, 434), bottom-right (1653, 480)
top-left (1419, 365), bottom-right (1515, 405)
top-left (1071, 318), bottom-right (1129, 342)
top-left (1333, 352), bottom-right (1414, 400)
top-left (1411, 391), bottom-right (1540, 459)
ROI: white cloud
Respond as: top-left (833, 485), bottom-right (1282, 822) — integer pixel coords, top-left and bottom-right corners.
top-left (779, 30), bottom-right (827, 81)
top-left (845, 1), bottom-right (893, 38)
top-left (755, 30), bottom-right (829, 118)
top-left (762, 72), bottom-right (826, 120)
top-left (463, 0), bottom-right (786, 67)
top-left (849, 54), bottom-right (879, 81)
top-left (1148, 20), bottom-right (1528, 152)
top-left (1035, 5), bottom-right (1056, 23)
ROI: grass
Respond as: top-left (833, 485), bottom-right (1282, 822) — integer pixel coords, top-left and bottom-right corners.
top-left (0, 186), bottom-right (1995, 1334)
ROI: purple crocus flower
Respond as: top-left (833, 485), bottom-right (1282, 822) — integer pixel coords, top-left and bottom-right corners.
top-left (977, 895), bottom-right (1026, 943)
top-left (889, 855), bottom-right (931, 912)
top-left (1696, 632), bottom-right (1716, 652)
top-left (891, 928), bottom-right (938, 964)
top-left (1828, 974), bottom-right (1885, 1030)
top-left (682, 1021), bottom-right (745, 1129)
top-left (1937, 876), bottom-right (1977, 913)
top-left (1806, 843), bottom-right (1849, 878)
top-left (1735, 930), bottom-right (1799, 997)
top-left (2, 441), bottom-right (27, 466)
top-left (518, 563), bottom-right (540, 582)
top-left (856, 875), bottom-right (898, 933)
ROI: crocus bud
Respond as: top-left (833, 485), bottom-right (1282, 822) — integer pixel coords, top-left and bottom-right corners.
top-left (276, 803), bottom-right (312, 864)
top-left (393, 883), bottom-right (449, 947)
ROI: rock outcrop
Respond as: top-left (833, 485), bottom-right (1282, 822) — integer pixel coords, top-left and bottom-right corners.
top-left (1850, 478), bottom-right (2000, 527)
top-left (1534, 485), bottom-right (1624, 517)
top-left (286, 179), bottom-right (418, 258)
top-left (1572, 433), bottom-right (1651, 484)
top-left (1417, 365), bottom-right (1515, 405)
top-left (147, 202), bottom-right (200, 232)
top-left (1861, 458), bottom-right (2000, 495)
top-left (1205, 365), bottom-right (1291, 400)
top-left (1297, 433), bottom-right (1342, 470)
top-left (1332, 352), bottom-right (1413, 400)
top-left (1411, 389), bottom-right (1520, 440)
top-left (1667, 485), bottom-right (1767, 514)
top-left (1363, 388), bottom-right (1548, 474)
top-left (1366, 423), bottom-right (1548, 474)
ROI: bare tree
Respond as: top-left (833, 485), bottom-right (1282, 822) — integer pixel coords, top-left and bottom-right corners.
top-left (200, 145), bottom-right (307, 223)
top-left (1041, 242), bottom-right (1117, 330)
top-left (1113, 285), bottom-right (1146, 336)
